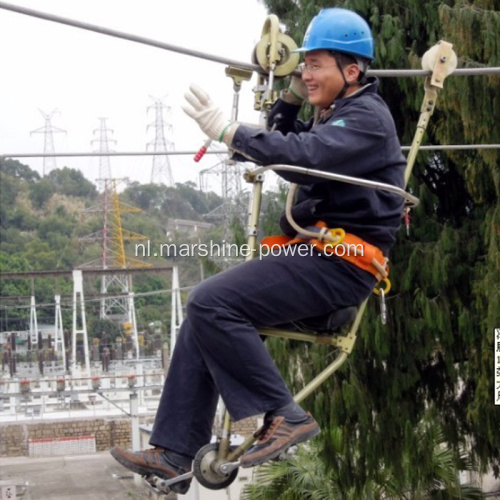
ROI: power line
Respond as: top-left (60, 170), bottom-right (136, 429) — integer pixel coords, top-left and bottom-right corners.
top-left (2, 144), bottom-right (500, 160)
top-left (0, 267), bottom-right (172, 279)
top-left (0, 1), bottom-right (499, 78)
top-left (1, 150), bottom-right (222, 158)
top-left (0, 285), bottom-right (196, 311)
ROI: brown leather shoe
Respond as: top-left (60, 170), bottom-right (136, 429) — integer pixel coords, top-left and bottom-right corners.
top-left (110, 446), bottom-right (191, 494)
top-left (239, 412), bottom-right (320, 468)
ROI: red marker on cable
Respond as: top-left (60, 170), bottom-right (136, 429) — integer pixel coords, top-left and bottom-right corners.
top-left (194, 139), bottom-right (212, 162)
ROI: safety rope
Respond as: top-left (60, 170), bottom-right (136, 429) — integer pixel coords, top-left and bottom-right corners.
top-left (1, 1), bottom-right (499, 78)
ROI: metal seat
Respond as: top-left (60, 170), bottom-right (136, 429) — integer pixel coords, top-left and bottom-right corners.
top-left (286, 306), bottom-right (358, 334)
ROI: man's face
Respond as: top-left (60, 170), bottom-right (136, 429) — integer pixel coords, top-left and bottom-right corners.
top-left (302, 50), bottom-right (346, 108)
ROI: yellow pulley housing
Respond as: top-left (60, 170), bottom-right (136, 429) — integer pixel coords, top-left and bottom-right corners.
top-left (253, 14), bottom-right (300, 77)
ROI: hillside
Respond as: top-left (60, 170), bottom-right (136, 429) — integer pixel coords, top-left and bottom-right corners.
top-left (0, 158), bottom-right (284, 334)
top-left (0, 158), bottom-right (227, 331)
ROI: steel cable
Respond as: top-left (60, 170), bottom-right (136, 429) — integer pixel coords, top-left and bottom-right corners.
top-left (1, 1), bottom-right (499, 78)
top-left (2, 144), bottom-right (500, 159)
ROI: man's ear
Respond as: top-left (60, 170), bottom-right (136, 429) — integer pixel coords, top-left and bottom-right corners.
top-left (344, 64), bottom-right (362, 84)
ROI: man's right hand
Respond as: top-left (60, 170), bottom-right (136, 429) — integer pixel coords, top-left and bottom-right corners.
top-left (282, 64), bottom-right (308, 105)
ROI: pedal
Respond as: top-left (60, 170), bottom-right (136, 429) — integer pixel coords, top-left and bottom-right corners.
top-left (277, 444), bottom-right (299, 461)
top-left (144, 474), bottom-right (171, 495)
top-left (143, 471), bottom-right (193, 495)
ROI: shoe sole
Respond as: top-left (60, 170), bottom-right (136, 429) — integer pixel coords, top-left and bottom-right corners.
top-left (240, 425), bottom-right (321, 468)
top-left (109, 448), bottom-right (190, 494)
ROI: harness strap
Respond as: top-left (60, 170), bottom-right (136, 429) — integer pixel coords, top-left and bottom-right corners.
top-left (261, 221), bottom-right (389, 282)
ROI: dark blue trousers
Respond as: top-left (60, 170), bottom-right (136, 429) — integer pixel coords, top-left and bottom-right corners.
top-left (150, 249), bottom-right (375, 457)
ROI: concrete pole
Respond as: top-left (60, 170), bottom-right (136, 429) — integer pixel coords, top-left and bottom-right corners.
top-left (136, 362), bottom-right (144, 406)
top-left (129, 391), bottom-right (142, 487)
top-left (127, 287), bottom-right (140, 360)
top-left (54, 294), bottom-right (66, 369)
top-left (71, 270), bottom-right (90, 378)
top-left (170, 265), bottom-right (183, 359)
top-left (161, 343), bottom-right (169, 374)
top-left (130, 391), bottom-right (140, 450)
top-left (29, 295), bottom-right (38, 347)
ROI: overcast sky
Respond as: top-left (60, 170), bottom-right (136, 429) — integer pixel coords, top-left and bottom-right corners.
top-left (0, 0), bottom-right (277, 193)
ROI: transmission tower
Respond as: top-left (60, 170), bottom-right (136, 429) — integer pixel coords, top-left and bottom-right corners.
top-left (91, 118), bottom-right (115, 192)
top-left (200, 150), bottom-right (248, 267)
top-left (30, 109), bottom-right (66, 175)
top-left (201, 159), bottom-right (247, 236)
top-left (199, 145), bottom-right (244, 199)
top-left (198, 69), bottom-right (251, 247)
top-left (147, 95), bottom-right (175, 186)
top-left (79, 179), bottom-right (150, 355)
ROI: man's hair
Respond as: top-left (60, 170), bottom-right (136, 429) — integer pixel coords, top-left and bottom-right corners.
top-left (330, 51), bottom-right (370, 82)
top-left (332, 52), bottom-right (357, 67)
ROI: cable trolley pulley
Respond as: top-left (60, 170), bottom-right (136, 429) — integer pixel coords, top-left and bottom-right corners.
top-left (252, 14), bottom-right (300, 113)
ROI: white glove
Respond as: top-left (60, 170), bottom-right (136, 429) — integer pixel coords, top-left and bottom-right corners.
top-left (182, 84), bottom-right (232, 142)
top-left (282, 63), bottom-right (307, 105)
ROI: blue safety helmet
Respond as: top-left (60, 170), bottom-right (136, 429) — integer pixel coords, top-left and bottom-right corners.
top-left (297, 8), bottom-right (375, 62)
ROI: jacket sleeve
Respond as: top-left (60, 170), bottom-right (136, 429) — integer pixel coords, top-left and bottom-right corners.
top-left (231, 99), bottom-right (389, 185)
top-left (266, 98), bottom-right (313, 135)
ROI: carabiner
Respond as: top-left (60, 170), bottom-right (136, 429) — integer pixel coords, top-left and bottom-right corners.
top-left (373, 277), bottom-right (391, 296)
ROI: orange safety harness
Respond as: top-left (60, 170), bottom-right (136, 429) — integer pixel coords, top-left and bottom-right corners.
top-left (261, 221), bottom-right (391, 294)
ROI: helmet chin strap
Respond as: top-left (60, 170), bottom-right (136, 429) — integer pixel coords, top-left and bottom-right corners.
top-left (321, 53), bottom-right (367, 110)
top-left (330, 53), bottom-right (368, 102)
top-left (333, 53), bottom-right (353, 100)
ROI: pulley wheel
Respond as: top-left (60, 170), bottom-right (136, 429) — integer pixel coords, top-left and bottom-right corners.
top-left (193, 443), bottom-right (239, 490)
top-left (254, 32), bottom-right (300, 77)
top-left (421, 42), bottom-right (457, 75)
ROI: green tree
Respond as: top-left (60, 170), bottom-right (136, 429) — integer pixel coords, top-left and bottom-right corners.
top-left (259, 181), bottom-right (289, 238)
top-left (88, 318), bottom-right (122, 341)
top-left (124, 182), bottom-right (169, 212)
top-left (0, 158), bottom-right (40, 182)
top-left (241, 417), bottom-right (484, 500)
top-left (47, 167), bottom-right (98, 199)
top-left (29, 177), bottom-right (54, 209)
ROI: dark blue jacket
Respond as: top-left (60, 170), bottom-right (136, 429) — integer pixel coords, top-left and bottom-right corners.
top-left (230, 79), bottom-right (406, 254)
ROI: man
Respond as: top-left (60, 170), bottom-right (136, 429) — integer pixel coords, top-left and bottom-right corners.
top-left (111, 8), bottom-right (406, 494)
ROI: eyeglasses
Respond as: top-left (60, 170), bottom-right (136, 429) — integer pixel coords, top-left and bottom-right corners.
top-left (302, 63), bottom-right (338, 73)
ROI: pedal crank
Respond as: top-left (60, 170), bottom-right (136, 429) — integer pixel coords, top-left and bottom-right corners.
top-left (144, 470), bottom-right (193, 494)
top-left (218, 460), bottom-right (240, 475)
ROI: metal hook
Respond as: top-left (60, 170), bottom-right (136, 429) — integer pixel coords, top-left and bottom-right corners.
top-left (379, 288), bottom-right (387, 325)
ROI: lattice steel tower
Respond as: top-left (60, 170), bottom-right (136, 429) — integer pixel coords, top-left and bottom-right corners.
top-left (79, 179), bottom-right (150, 355)
top-left (30, 109), bottom-right (66, 175)
top-left (198, 68), bottom-right (251, 241)
top-left (200, 145), bottom-right (246, 224)
top-left (200, 151), bottom-right (248, 268)
top-left (80, 179), bottom-right (149, 319)
top-left (91, 117), bottom-right (115, 192)
top-left (147, 95), bottom-right (175, 186)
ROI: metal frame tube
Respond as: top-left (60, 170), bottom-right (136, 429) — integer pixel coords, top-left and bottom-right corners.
top-left (245, 174), bottom-right (264, 257)
top-left (252, 165), bottom-right (419, 207)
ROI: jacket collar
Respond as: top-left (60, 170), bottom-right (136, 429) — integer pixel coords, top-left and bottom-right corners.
top-left (316, 77), bottom-right (379, 124)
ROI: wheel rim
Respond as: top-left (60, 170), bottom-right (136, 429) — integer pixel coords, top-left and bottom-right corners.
top-left (193, 443), bottom-right (238, 490)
